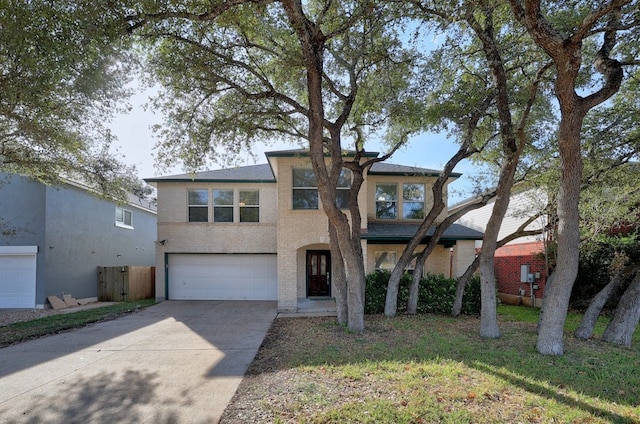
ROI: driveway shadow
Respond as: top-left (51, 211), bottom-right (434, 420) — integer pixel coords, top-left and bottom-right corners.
top-left (0, 370), bottom-right (179, 424)
top-left (0, 301), bottom-right (277, 423)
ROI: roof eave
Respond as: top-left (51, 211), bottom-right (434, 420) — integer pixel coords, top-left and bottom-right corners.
top-left (144, 178), bottom-right (276, 184)
top-left (368, 171), bottom-right (462, 178)
top-left (265, 149), bottom-right (380, 159)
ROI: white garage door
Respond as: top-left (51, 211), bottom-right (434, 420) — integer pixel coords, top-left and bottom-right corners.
top-left (168, 254), bottom-right (277, 300)
top-left (0, 246), bottom-right (37, 308)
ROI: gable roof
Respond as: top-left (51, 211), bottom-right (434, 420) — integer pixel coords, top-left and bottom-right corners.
top-left (368, 162), bottom-right (460, 178)
top-left (1, 173), bottom-right (158, 214)
top-left (145, 150), bottom-right (459, 183)
top-left (264, 148), bottom-right (379, 158)
top-left (145, 164), bottom-right (276, 183)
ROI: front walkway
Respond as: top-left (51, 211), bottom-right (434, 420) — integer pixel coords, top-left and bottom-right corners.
top-left (278, 298), bottom-right (337, 318)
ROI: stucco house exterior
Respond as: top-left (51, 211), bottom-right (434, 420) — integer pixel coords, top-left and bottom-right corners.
top-left (0, 174), bottom-right (157, 309)
top-left (145, 149), bottom-right (483, 312)
top-left (452, 187), bottom-right (550, 306)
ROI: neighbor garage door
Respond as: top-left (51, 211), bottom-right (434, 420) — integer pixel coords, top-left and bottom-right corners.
top-left (0, 246), bottom-right (37, 308)
top-left (168, 254), bottom-right (277, 300)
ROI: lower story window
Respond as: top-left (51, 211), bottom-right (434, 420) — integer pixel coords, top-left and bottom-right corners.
top-left (374, 251), bottom-right (397, 271)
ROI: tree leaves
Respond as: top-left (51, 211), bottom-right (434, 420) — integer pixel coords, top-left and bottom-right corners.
top-left (0, 1), bottom-right (137, 200)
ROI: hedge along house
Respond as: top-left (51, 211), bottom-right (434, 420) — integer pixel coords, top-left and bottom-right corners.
top-left (0, 173), bottom-right (157, 309)
top-left (145, 149), bottom-right (483, 313)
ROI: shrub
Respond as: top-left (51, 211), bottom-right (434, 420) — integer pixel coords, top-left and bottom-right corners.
top-left (365, 271), bottom-right (481, 315)
top-left (572, 233), bottom-right (640, 310)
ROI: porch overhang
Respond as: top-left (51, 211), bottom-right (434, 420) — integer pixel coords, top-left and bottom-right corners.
top-left (361, 223), bottom-right (484, 248)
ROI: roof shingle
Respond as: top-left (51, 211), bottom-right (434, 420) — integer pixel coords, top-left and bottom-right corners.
top-left (145, 158), bottom-right (457, 182)
top-left (362, 222), bottom-right (483, 242)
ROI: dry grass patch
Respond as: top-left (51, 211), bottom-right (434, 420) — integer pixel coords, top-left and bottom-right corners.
top-left (0, 300), bottom-right (155, 348)
top-left (222, 308), bottom-right (640, 423)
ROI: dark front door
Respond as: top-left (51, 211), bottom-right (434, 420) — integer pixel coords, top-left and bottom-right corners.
top-left (307, 250), bottom-right (331, 297)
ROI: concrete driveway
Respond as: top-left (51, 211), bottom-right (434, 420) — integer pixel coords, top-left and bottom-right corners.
top-left (0, 300), bottom-right (277, 423)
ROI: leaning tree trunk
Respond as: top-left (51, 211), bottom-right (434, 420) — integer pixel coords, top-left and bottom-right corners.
top-left (329, 221), bottom-right (348, 325)
top-left (384, 196), bottom-right (445, 316)
top-left (601, 271), bottom-right (640, 347)
top-left (454, 218), bottom-right (544, 317)
top-left (452, 255), bottom-right (480, 316)
top-left (575, 264), bottom-right (635, 340)
top-left (407, 255), bottom-right (423, 315)
top-left (477, 153), bottom-right (521, 339)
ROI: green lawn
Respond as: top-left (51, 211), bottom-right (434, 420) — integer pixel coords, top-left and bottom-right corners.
top-left (0, 299), bottom-right (155, 348)
top-left (3, 301), bottom-right (639, 422)
top-left (224, 305), bottom-right (640, 423)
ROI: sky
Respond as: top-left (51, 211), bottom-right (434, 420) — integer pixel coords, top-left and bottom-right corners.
top-left (108, 85), bottom-right (483, 205)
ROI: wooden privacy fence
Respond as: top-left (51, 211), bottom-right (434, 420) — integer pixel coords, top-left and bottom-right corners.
top-left (98, 266), bottom-right (155, 302)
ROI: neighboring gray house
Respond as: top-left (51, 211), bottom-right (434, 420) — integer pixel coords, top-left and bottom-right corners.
top-left (0, 173), bottom-right (157, 309)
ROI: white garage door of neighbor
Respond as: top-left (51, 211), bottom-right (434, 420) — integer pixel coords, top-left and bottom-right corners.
top-left (0, 246), bottom-right (37, 308)
top-left (168, 254), bottom-right (277, 300)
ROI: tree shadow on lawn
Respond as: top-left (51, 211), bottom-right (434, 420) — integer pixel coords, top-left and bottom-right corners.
top-left (471, 361), bottom-right (637, 424)
top-left (250, 315), bottom-right (640, 422)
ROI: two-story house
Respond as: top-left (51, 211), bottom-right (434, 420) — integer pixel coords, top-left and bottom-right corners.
top-left (145, 149), bottom-right (483, 312)
top-left (0, 173), bottom-right (157, 309)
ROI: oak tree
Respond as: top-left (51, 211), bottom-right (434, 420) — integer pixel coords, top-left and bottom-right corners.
top-left (0, 1), bottom-right (138, 199)
top-left (508, 0), bottom-right (639, 355)
top-left (124, 0), bottom-right (422, 331)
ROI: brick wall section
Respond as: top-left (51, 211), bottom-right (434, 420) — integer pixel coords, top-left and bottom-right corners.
top-left (153, 155), bottom-right (479, 309)
top-left (366, 244), bottom-right (451, 276)
top-left (274, 156), bottom-right (339, 311)
top-left (494, 241), bottom-right (547, 300)
top-left (154, 181), bottom-right (278, 300)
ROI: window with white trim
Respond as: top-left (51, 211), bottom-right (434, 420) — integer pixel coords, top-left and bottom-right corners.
top-left (115, 206), bottom-right (133, 229)
top-left (292, 168), bottom-right (352, 210)
top-left (402, 183), bottom-right (425, 219)
top-left (239, 190), bottom-right (259, 222)
top-left (336, 169), bottom-right (351, 209)
top-left (213, 189), bottom-right (234, 222)
top-left (188, 189), bottom-right (208, 222)
top-left (375, 184), bottom-right (398, 219)
top-left (292, 168), bottom-right (318, 209)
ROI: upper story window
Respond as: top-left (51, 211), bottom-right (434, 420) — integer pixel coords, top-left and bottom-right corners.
top-left (188, 189), bottom-right (208, 222)
top-left (292, 168), bottom-right (352, 210)
top-left (239, 190), bottom-right (259, 222)
top-left (402, 183), bottom-right (425, 219)
top-left (376, 184), bottom-right (398, 219)
top-left (336, 170), bottom-right (351, 209)
top-left (213, 189), bottom-right (234, 222)
top-left (115, 206), bottom-right (133, 229)
top-left (187, 189), bottom-right (260, 223)
top-left (292, 168), bottom-right (318, 209)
